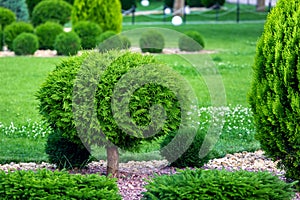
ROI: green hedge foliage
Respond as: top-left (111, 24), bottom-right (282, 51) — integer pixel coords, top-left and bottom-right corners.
top-left (249, 0), bottom-right (300, 190)
top-left (143, 169), bottom-right (296, 199)
top-left (13, 32), bottom-right (39, 55)
top-left (97, 32), bottom-right (131, 52)
top-left (0, 169), bottom-right (122, 199)
top-left (139, 30), bottom-right (165, 53)
top-left (201, 0), bottom-right (225, 8)
top-left (72, 0), bottom-right (122, 33)
top-left (4, 21), bottom-right (34, 50)
top-left (121, 0), bottom-right (136, 10)
top-left (0, 7), bottom-right (16, 28)
top-left (178, 31), bottom-right (205, 52)
top-left (31, 0), bottom-right (72, 26)
top-left (45, 130), bottom-right (91, 169)
top-left (0, 0), bottom-right (29, 22)
top-left (35, 21), bottom-right (63, 50)
top-left (73, 21), bottom-right (103, 49)
top-left (160, 127), bottom-right (213, 168)
top-left (0, 26), bottom-right (3, 49)
top-left (54, 31), bottom-right (81, 56)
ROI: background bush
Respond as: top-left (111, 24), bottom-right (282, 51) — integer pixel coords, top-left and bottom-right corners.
top-left (31, 0), bottom-right (72, 26)
top-left (13, 32), bottom-right (38, 55)
top-left (139, 30), bottom-right (164, 53)
top-left (178, 31), bottom-right (205, 51)
top-left (121, 0), bottom-right (136, 11)
top-left (249, 0), bottom-right (300, 190)
top-left (54, 31), bottom-right (81, 56)
top-left (97, 32), bottom-right (131, 52)
top-left (35, 22), bottom-right (63, 50)
top-left (143, 169), bottom-right (296, 199)
top-left (72, 0), bottom-right (122, 33)
top-left (201, 0), bottom-right (225, 7)
top-left (0, 7), bottom-right (16, 28)
top-left (160, 127), bottom-right (213, 168)
top-left (0, 0), bottom-right (29, 22)
top-left (4, 21), bottom-right (34, 50)
top-left (45, 130), bottom-right (91, 169)
top-left (0, 169), bottom-right (122, 199)
top-left (0, 26), bottom-right (3, 50)
top-left (73, 21), bottom-right (102, 49)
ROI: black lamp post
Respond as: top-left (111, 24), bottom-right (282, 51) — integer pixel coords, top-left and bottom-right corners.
top-left (236, 0), bottom-right (240, 23)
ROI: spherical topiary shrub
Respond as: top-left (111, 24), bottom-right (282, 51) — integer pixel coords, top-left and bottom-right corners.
top-left (54, 31), bottom-right (81, 56)
top-left (0, 0), bottom-right (29, 22)
top-left (45, 130), bottom-right (91, 169)
top-left (249, 0), bottom-right (300, 190)
top-left (12, 32), bottom-right (39, 55)
top-left (143, 169), bottom-right (296, 199)
top-left (72, 0), bottom-right (122, 33)
top-left (4, 21), bottom-right (34, 50)
top-left (160, 127), bottom-right (213, 168)
top-left (73, 21), bottom-right (103, 49)
top-left (97, 31), bottom-right (131, 53)
top-left (35, 22), bottom-right (63, 50)
top-left (31, 0), bottom-right (72, 26)
top-left (0, 7), bottom-right (16, 28)
top-left (139, 30), bottom-right (165, 53)
top-left (178, 31), bottom-right (205, 52)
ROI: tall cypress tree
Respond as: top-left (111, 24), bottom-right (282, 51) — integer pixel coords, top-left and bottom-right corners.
top-left (0, 0), bottom-right (29, 22)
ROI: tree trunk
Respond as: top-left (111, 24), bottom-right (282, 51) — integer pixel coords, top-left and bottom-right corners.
top-left (173, 0), bottom-right (185, 16)
top-left (106, 146), bottom-right (119, 178)
top-left (256, 0), bottom-right (265, 11)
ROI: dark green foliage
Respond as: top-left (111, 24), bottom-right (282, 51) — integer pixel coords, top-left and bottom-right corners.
top-left (54, 31), bottom-right (81, 56)
top-left (164, 0), bottom-right (173, 8)
top-left (201, 0), bottom-right (225, 8)
top-left (0, 169), bottom-right (122, 199)
top-left (0, 26), bottom-right (3, 50)
top-left (249, 0), bottom-right (300, 190)
top-left (13, 32), bottom-right (38, 55)
top-left (187, 0), bottom-right (203, 7)
top-left (73, 21), bottom-right (103, 49)
top-left (121, 0), bottom-right (136, 10)
top-left (160, 127), bottom-right (212, 168)
top-left (178, 31), bottom-right (205, 52)
top-left (72, 0), bottom-right (122, 33)
top-left (64, 0), bottom-right (75, 5)
top-left (97, 32), bottom-right (131, 53)
top-left (25, 0), bottom-right (42, 17)
top-left (0, 7), bottom-right (16, 28)
top-left (35, 22), bottom-right (63, 50)
top-left (31, 0), bottom-right (72, 26)
top-left (139, 30), bottom-right (164, 53)
top-left (143, 169), bottom-right (296, 200)
top-left (45, 130), bottom-right (91, 169)
top-left (3, 21), bottom-right (33, 50)
top-left (0, 0), bottom-right (29, 22)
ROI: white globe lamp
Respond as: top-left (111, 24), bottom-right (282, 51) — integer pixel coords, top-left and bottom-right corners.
top-left (172, 15), bottom-right (183, 26)
top-left (141, 0), bottom-right (149, 7)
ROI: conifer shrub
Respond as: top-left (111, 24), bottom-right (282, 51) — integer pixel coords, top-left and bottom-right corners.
top-left (178, 31), bottom-right (205, 52)
top-left (26, 0), bottom-right (42, 17)
top-left (54, 31), bottom-right (81, 56)
top-left (72, 0), bottom-right (122, 33)
top-left (249, 0), bottom-right (300, 190)
top-left (73, 21), bottom-right (103, 49)
top-left (97, 31), bottom-right (131, 52)
top-left (35, 21), bottom-right (63, 50)
top-left (0, 7), bottom-right (16, 28)
top-left (0, 169), bottom-right (122, 199)
top-left (13, 32), bottom-right (39, 55)
top-left (160, 127), bottom-right (213, 168)
top-left (0, 0), bottom-right (29, 22)
top-left (0, 26), bottom-right (3, 50)
top-left (31, 0), bottom-right (72, 26)
top-left (4, 21), bottom-right (34, 50)
top-left (45, 130), bottom-right (91, 169)
top-left (139, 30), bottom-right (165, 53)
top-left (143, 169), bottom-right (296, 199)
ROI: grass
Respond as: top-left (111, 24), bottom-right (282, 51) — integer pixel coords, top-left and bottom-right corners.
top-left (0, 19), bottom-right (266, 164)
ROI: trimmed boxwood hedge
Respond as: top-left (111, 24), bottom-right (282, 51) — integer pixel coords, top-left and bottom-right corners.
top-left (143, 169), bottom-right (297, 199)
top-left (0, 169), bottom-right (122, 199)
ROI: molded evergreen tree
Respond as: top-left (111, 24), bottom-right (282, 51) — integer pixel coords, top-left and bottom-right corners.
top-left (249, 0), bottom-right (300, 189)
top-left (0, 0), bottom-right (29, 21)
top-left (72, 0), bottom-right (122, 33)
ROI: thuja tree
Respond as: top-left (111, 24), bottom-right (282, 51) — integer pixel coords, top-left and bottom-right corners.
top-left (249, 0), bottom-right (300, 189)
top-left (72, 0), bottom-right (122, 33)
top-left (37, 50), bottom-right (194, 177)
